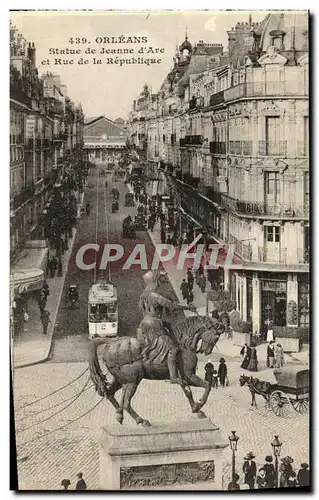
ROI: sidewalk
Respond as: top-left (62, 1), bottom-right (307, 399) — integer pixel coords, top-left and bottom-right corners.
top-left (12, 188), bottom-right (85, 370)
top-left (12, 227), bottom-right (77, 369)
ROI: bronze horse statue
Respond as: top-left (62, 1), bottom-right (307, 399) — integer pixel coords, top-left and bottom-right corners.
top-left (239, 374), bottom-right (272, 408)
top-left (89, 315), bottom-right (224, 426)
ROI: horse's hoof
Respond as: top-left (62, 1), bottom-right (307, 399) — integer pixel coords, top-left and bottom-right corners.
top-left (116, 413), bottom-right (123, 424)
top-left (197, 410), bottom-right (206, 419)
top-left (141, 419), bottom-right (151, 427)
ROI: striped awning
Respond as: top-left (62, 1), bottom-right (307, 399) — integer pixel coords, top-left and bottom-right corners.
top-left (10, 268), bottom-right (44, 297)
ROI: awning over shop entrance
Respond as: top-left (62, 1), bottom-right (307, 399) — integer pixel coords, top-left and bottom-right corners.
top-left (10, 268), bottom-right (44, 297)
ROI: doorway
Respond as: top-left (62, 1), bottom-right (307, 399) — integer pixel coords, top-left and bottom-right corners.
top-left (261, 290), bottom-right (287, 330)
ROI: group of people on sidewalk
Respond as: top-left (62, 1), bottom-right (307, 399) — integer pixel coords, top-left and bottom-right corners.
top-left (239, 337), bottom-right (285, 373)
top-left (180, 265), bottom-right (207, 306)
top-left (205, 358), bottom-right (229, 389)
top-left (228, 452), bottom-right (309, 490)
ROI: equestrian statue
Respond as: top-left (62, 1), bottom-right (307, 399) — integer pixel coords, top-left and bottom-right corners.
top-left (88, 270), bottom-right (225, 426)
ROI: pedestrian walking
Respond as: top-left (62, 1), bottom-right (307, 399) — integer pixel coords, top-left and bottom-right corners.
top-left (41, 310), bottom-right (51, 335)
top-left (247, 347), bottom-right (258, 372)
top-left (50, 256), bottom-right (58, 278)
top-left (212, 370), bottom-right (218, 389)
top-left (160, 228), bottom-right (166, 244)
top-left (57, 259), bottom-right (63, 277)
top-left (243, 452), bottom-right (257, 489)
top-left (42, 280), bottom-right (50, 299)
top-left (187, 268), bottom-right (194, 292)
top-left (217, 358), bottom-right (228, 387)
top-left (263, 455), bottom-right (275, 488)
top-left (267, 341), bottom-right (275, 368)
top-left (39, 295), bottom-right (47, 314)
top-left (256, 468), bottom-right (268, 489)
top-left (275, 343), bottom-right (285, 368)
top-left (180, 279), bottom-right (189, 301)
top-left (61, 479), bottom-right (71, 490)
top-left (198, 274), bottom-right (206, 293)
top-left (75, 472), bottom-right (87, 490)
top-left (240, 343), bottom-right (251, 370)
top-left (266, 324), bottom-right (274, 343)
top-left (279, 456), bottom-right (294, 488)
top-left (186, 289), bottom-right (194, 305)
top-left (297, 463), bottom-right (309, 487)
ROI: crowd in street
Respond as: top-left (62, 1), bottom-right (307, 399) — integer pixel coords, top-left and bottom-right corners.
top-left (228, 452), bottom-right (309, 490)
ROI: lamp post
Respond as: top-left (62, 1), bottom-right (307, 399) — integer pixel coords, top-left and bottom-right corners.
top-left (271, 435), bottom-right (282, 488)
top-left (228, 430), bottom-right (239, 485)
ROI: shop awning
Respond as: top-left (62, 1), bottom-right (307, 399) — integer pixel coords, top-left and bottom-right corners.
top-left (10, 268), bottom-right (44, 297)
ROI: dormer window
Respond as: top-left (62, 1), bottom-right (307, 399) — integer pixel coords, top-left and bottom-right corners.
top-left (269, 30), bottom-right (285, 51)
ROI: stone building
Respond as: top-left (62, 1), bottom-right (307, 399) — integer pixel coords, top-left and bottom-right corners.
top-left (10, 22), bottom-right (84, 296)
top-left (83, 116), bottom-right (127, 168)
top-left (128, 12), bottom-right (309, 334)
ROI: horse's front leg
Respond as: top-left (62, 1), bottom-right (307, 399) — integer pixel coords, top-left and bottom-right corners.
top-left (182, 365), bottom-right (213, 417)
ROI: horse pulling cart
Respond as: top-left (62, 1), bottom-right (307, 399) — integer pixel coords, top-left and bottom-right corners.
top-left (240, 366), bottom-right (309, 418)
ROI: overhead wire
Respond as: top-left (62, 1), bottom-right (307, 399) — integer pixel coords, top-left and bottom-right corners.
top-left (15, 367), bottom-right (89, 411)
top-left (16, 375), bottom-right (92, 434)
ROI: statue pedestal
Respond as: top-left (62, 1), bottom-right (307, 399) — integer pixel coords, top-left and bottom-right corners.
top-left (99, 418), bottom-right (229, 490)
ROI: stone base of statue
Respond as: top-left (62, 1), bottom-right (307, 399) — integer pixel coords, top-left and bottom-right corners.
top-left (99, 418), bottom-right (229, 490)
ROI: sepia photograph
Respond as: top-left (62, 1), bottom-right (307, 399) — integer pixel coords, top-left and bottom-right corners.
top-left (9, 9), bottom-right (310, 491)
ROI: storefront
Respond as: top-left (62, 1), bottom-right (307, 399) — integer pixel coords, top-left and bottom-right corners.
top-left (260, 278), bottom-right (287, 330)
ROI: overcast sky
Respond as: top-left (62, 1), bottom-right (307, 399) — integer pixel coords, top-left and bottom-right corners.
top-left (10, 10), bottom-right (270, 120)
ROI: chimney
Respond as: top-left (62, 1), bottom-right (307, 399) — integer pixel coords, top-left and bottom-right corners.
top-left (27, 42), bottom-right (36, 65)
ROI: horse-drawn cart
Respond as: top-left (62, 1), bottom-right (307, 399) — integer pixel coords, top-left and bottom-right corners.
top-left (269, 367), bottom-right (309, 417)
top-left (240, 366), bottom-right (309, 418)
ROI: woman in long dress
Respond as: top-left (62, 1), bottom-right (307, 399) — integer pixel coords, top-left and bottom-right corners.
top-left (247, 347), bottom-right (258, 372)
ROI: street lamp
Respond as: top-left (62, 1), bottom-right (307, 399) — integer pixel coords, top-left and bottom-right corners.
top-left (228, 430), bottom-right (239, 485)
top-left (271, 435), bottom-right (282, 488)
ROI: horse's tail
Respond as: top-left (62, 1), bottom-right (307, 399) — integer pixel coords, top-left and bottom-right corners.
top-left (88, 338), bottom-right (111, 397)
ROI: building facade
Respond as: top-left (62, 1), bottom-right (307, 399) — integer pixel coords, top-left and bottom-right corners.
top-left (83, 116), bottom-right (127, 168)
top-left (10, 21), bottom-right (85, 303)
top-left (128, 13), bottom-right (309, 334)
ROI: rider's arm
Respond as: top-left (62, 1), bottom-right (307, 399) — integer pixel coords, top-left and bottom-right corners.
top-left (151, 292), bottom-right (194, 312)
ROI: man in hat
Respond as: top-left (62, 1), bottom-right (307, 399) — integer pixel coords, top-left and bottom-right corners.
top-left (263, 455), bottom-right (275, 488)
top-left (243, 452), bottom-right (257, 489)
top-left (75, 472), bottom-right (87, 490)
top-left (227, 473), bottom-right (240, 491)
top-left (61, 478), bottom-right (71, 490)
top-left (279, 456), bottom-right (294, 487)
top-left (138, 270), bottom-right (196, 384)
top-left (297, 463), bottom-right (309, 487)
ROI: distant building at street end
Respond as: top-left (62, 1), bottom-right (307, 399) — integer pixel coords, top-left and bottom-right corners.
top-left (128, 12), bottom-right (309, 335)
top-left (83, 116), bottom-right (127, 168)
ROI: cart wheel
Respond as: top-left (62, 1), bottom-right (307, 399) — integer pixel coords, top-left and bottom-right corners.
top-left (270, 390), bottom-right (294, 418)
top-left (292, 398), bottom-right (309, 415)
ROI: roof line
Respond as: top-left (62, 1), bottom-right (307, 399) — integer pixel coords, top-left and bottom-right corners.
top-left (84, 115), bottom-right (126, 131)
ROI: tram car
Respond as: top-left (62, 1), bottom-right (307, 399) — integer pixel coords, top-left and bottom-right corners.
top-left (88, 282), bottom-right (118, 338)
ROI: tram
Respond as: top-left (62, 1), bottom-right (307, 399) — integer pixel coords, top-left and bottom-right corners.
top-left (88, 282), bottom-right (118, 339)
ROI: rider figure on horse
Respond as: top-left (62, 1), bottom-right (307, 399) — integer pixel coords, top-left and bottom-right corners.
top-left (138, 270), bottom-right (197, 384)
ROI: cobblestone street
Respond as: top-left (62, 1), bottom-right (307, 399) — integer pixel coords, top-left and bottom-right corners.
top-left (13, 359), bottom-right (309, 490)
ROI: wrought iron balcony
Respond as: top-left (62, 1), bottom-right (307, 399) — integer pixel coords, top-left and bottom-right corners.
top-left (209, 142), bottom-right (226, 154)
top-left (220, 193), bottom-right (308, 217)
top-left (229, 234), bottom-right (252, 261)
top-left (229, 141), bottom-right (253, 155)
top-left (258, 141), bottom-right (287, 156)
top-left (224, 81), bottom-right (308, 102)
top-left (209, 90), bottom-right (225, 107)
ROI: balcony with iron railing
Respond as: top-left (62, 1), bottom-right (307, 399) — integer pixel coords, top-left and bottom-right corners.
top-left (228, 234), bottom-right (253, 261)
top-left (229, 140), bottom-right (253, 155)
top-left (209, 91), bottom-right (225, 107)
top-left (220, 193), bottom-right (308, 218)
top-left (209, 142), bottom-right (226, 154)
top-left (258, 141), bottom-right (287, 156)
top-left (224, 81), bottom-right (308, 102)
